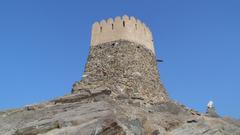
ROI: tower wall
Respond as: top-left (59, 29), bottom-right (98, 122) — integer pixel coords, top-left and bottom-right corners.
top-left (73, 15), bottom-right (168, 103)
top-left (91, 15), bottom-right (155, 53)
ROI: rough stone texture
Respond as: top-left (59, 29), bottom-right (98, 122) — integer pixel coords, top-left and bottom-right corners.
top-left (170, 117), bottom-right (240, 135)
top-left (72, 40), bottom-right (168, 103)
top-left (0, 92), bottom-right (240, 135)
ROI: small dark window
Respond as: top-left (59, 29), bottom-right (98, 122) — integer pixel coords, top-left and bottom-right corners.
top-left (123, 21), bottom-right (125, 27)
top-left (100, 26), bottom-right (103, 32)
top-left (135, 24), bottom-right (137, 30)
top-left (112, 24), bottom-right (114, 30)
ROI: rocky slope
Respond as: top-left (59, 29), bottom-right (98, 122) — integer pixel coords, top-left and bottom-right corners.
top-left (0, 90), bottom-right (240, 135)
top-left (1, 40), bottom-right (239, 135)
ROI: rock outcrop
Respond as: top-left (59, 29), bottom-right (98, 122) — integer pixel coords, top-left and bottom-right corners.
top-left (1, 90), bottom-right (240, 135)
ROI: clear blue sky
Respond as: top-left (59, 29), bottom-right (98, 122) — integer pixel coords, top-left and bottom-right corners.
top-left (0, 0), bottom-right (239, 118)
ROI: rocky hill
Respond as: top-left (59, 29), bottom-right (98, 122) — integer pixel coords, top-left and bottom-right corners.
top-left (1, 89), bottom-right (240, 135)
top-left (0, 40), bottom-right (240, 135)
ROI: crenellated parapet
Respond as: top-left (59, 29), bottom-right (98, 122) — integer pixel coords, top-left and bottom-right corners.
top-left (91, 15), bottom-right (155, 53)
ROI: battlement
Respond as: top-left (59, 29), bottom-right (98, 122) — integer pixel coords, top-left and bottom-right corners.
top-left (91, 15), bottom-right (155, 53)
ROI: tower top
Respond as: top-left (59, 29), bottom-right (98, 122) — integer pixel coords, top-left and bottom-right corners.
top-left (91, 15), bottom-right (155, 53)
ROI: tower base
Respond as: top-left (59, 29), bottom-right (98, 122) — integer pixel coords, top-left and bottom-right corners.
top-left (72, 40), bottom-right (168, 103)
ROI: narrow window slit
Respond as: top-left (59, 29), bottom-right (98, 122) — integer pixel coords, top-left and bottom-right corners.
top-left (100, 26), bottom-right (103, 32)
top-left (135, 24), bottom-right (137, 30)
top-left (123, 21), bottom-right (125, 27)
top-left (112, 24), bottom-right (114, 30)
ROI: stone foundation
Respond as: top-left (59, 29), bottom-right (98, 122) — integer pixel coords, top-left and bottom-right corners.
top-left (72, 40), bottom-right (168, 103)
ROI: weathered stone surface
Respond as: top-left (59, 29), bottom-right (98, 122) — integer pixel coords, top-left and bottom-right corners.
top-left (170, 117), bottom-right (240, 135)
top-left (0, 100), bottom-right (114, 135)
top-left (72, 40), bottom-right (168, 103)
top-left (1, 96), bottom-right (240, 135)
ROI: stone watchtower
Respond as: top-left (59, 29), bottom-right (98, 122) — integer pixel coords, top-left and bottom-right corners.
top-left (72, 15), bottom-right (168, 103)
